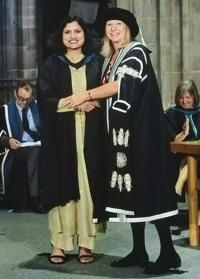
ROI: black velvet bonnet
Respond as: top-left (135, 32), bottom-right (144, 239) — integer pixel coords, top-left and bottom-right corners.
top-left (98, 7), bottom-right (139, 38)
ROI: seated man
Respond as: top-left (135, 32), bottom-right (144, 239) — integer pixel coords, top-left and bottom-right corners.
top-left (0, 80), bottom-right (46, 213)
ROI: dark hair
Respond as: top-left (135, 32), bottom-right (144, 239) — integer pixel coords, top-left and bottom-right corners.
top-left (175, 79), bottom-right (199, 108)
top-left (15, 80), bottom-right (33, 95)
top-left (55, 15), bottom-right (91, 55)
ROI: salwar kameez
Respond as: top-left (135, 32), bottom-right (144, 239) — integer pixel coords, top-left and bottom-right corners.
top-left (48, 64), bottom-right (105, 251)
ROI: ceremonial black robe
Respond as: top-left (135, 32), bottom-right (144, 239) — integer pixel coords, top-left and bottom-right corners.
top-left (37, 53), bottom-right (107, 222)
top-left (102, 42), bottom-right (178, 222)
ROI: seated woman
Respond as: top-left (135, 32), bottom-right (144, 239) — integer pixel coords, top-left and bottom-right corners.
top-left (165, 79), bottom-right (200, 203)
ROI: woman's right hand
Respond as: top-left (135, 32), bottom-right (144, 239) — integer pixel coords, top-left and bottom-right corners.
top-left (76, 100), bottom-right (100, 112)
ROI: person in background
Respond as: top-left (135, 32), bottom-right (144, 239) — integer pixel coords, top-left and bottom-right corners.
top-left (165, 79), bottom-right (200, 221)
top-left (37, 16), bottom-right (107, 265)
top-left (65, 7), bottom-right (181, 275)
top-left (0, 80), bottom-right (45, 213)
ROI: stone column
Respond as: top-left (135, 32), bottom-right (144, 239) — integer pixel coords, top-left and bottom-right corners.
top-left (117, 0), bottom-right (161, 99)
top-left (0, 0), bottom-right (39, 103)
top-left (20, 0), bottom-right (38, 81)
top-left (0, 0), bottom-right (19, 102)
top-left (159, 0), bottom-right (183, 108)
top-left (117, 0), bottom-right (132, 10)
top-left (182, 0), bottom-right (200, 89)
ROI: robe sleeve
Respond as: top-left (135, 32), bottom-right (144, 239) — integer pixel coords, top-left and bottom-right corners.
top-left (112, 46), bottom-right (148, 112)
top-left (0, 106), bottom-right (10, 148)
top-left (36, 56), bottom-right (61, 119)
top-left (0, 133), bottom-right (10, 149)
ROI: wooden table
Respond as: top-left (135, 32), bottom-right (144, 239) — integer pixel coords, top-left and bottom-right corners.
top-left (170, 141), bottom-right (200, 246)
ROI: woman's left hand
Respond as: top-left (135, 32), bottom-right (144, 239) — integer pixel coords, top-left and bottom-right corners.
top-left (174, 119), bottom-right (190, 142)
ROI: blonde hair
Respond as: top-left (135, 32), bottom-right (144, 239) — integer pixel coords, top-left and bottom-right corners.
top-left (100, 27), bottom-right (131, 57)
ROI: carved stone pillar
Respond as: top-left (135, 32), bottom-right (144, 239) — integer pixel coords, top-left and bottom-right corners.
top-left (159, 0), bottom-right (183, 107)
top-left (0, 0), bottom-right (19, 102)
top-left (182, 0), bottom-right (200, 85)
top-left (0, 0), bottom-right (38, 103)
top-left (20, 0), bottom-right (38, 81)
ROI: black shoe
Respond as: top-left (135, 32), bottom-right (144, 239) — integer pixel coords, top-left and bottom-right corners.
top-left (29, 197), bottom-right (47, 214)
top-left (143, 252), bottom-right (181, 275)
top-left (111, 251), bottom-right (149, 268)
top-left (171, 226), bottom-right (181, 235)
top-left (32, 201), bottom-right (47, 214)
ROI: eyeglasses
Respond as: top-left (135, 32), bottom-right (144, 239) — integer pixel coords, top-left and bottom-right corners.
top-left (17, 96), bottom-right (33, 103)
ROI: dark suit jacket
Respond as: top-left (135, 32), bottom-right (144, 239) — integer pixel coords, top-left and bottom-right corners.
top-left (0, 100), bottom-right (41, 196)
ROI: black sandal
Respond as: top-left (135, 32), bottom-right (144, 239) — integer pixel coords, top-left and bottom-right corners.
top-left (78, 254), bottom-right (94, 264)
top-left (49, 254), bottom-right (66, 264)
